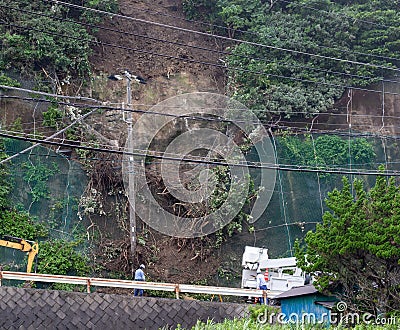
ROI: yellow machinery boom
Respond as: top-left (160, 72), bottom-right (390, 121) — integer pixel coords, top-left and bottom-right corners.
top-left (0, 236), bottom-right (39, 273)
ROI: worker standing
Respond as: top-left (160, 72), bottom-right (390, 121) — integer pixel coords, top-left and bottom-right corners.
top-left (133, 264), bottom-right (146, 296)
top-left (256, 269), bottom-right (268, 304)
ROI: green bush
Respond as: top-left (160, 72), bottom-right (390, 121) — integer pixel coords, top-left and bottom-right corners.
top-left (186, 0), bottom-right (400, 118)
top-left (43, 104), bottom-right (64, 130)
top-left (0, 209), bottom-right (48, 240)
top-left (36, 239), bottom-right (90, 276)
top-left (0, 0), bottom-right (118, 82)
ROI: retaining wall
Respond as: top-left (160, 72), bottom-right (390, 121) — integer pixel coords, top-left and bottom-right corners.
top-left (0, 286), bottom-right (249, 329)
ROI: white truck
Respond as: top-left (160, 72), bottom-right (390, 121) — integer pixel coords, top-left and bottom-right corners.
top-left (241, 246), bottom-right (308, 297)
top-left (241, 246), bottom-right (269, 290)
top-left (259, 256), bottom-right (307, 292)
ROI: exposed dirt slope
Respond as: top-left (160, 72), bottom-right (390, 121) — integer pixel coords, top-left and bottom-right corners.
top-left (89, 0), bottom-right (230, 285)
top-left (87, 0), bottom-right (400, 288)
top-left (87, 0), bottom-right (229, 152)
top-left (90, 0), bottom-right (226, 99)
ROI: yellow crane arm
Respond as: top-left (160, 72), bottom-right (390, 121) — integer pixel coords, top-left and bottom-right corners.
top-left (0, 238), bottom-right (39, 273)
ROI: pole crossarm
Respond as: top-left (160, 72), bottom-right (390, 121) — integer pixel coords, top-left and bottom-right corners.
top-left (0, 271), bottom-right (281, 298)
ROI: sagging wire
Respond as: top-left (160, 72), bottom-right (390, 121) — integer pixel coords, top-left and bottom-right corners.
top-left (347, 89), bottom-right (353, 195)
top-left (269, 128), bottom-right (293, 255)
top-left (380, 78), bottom-right (389, 171)
top-left (309, 117), bottom-right (324, 218)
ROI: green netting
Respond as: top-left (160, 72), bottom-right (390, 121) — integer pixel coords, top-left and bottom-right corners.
top-left (0, 247), bottom-right (27, 273)
top-left (250, 131), bottom-right (399, 258)
top-left (1, 139), bottom-right (88, 271)
top-left (1, 131), bottom-right (398, 278)
top-left (5, 139), bottom-right (88, 238)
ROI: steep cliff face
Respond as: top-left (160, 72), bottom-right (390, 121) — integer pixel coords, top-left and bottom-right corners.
top-left (86, 0), bottom-right (400, 285)
top-left (83, 0), bottom-right (230, 285)
top-left (2, 0), bottom-right (398, 287)
top-left (88, 0), bottom-right (400, 143)
top-left (85, 0), bottom-right (227, 148)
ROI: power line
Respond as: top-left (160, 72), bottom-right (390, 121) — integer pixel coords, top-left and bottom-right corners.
top-left (4, 4), bottom-right (399, 85)
top-left (0, 85), bottom-right (101, 103)
top-left (44, 0), bottom-right (400, 74)
top-left (129, 0), bottom-right (400, 64)
top-left (4, 120), bottom-right (400, 161)
top-left (6, 144), bottom-right (395, 174)
top-left (4, 109), bottom-right (400, 174)
top-left (4, 92), bottom-right (400, 140)
top-left (0, 130), bottom-right (398, 177)
top-left (278, 0), bottom-right (396, 30)
top-left (4, 93), bottom-right (400, 134)
top-left (2, 21), bottom-right (400, 98)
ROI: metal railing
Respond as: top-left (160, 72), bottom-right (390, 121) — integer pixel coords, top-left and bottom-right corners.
top-left (0, 271), bottom-right (281, 300)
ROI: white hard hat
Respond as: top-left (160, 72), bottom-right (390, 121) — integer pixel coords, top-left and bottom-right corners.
top-left (140, 264), bottom-right (145, 269)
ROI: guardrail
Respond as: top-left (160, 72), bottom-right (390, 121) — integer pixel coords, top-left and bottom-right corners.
top-left (0, 271), bottom-right (281, 300)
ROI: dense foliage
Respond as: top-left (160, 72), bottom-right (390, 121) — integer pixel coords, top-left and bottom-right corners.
top-left (183, 0), bottom-right (400, 118)
top-left (0, 209), bottom-right (48, 240)
top-left (0, 0), bottom-right (118, 85)
top-left (277, 133), bottom-right (376, 173)
top-left (296, 172), bottom-right (400, 314)
top-left (36, 239), bottom-right (90, 276)
top-left (0, 140), bottom-right (12, 209)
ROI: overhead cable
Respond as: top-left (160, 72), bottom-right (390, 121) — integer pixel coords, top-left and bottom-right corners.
top-left (3, 89), bottom-right (400, 120)
top-left (0, 130), bottom-right (398, 177)
top-left (44, 0), bottom-right (400, 74)
top-left (2, 22), bottom-right (400, 97)
top-left (3, 3), bottom-right (398, 84)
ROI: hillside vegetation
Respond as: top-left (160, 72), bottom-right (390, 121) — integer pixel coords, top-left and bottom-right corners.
top-left (183, 0), bottom-right (400, 118)
top-left (0, 0), bottom-right (399, 320)
top-left (0, 0), bottom-right (117, 89)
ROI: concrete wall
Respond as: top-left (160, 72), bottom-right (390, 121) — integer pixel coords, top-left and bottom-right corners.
top-left (0, 286), bottom-right (249, 329)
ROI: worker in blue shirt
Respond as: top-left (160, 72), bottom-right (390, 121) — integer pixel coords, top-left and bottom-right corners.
top-left (256, 269), bottom-right (268, 304)
top-left (134, 264), bottom-right (146, 296)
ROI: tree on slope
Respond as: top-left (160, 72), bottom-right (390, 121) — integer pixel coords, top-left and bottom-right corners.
top-left (187, 0), bottom-right (400, 118)
top-left (296, 170), bottom-right (400, 314)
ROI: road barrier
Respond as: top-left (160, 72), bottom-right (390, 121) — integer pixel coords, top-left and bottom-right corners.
top-left (0, 271), bottom-right (281, 300)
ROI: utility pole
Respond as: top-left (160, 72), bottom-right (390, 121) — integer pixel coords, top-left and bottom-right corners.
top-left (108, 71), bottom-right (146, 266)
top-left (125, 74), bottom-right (136, 261)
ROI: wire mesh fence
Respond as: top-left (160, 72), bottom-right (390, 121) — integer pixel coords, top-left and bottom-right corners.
top-left (0, 129), bottom-right (399, 279)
